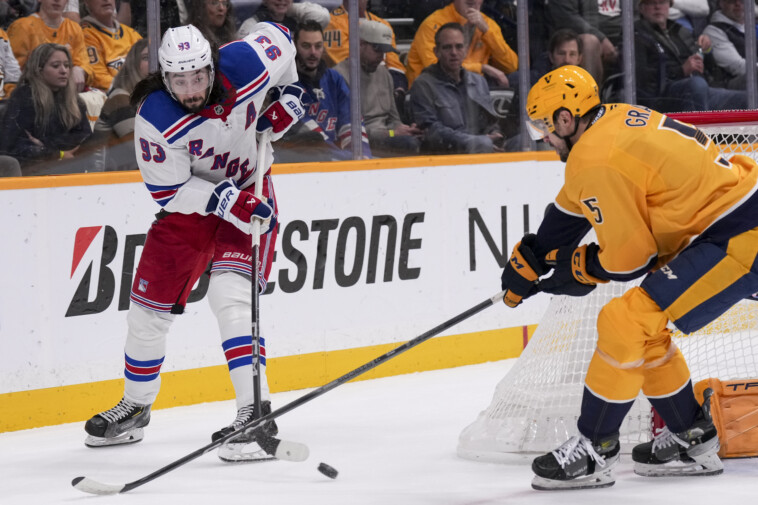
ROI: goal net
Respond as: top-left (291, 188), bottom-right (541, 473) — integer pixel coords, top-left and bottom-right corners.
top-left (457, 110), bottom-right (758, 460)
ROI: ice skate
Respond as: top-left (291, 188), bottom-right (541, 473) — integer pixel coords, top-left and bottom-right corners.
top-left (531, 434), bottom-right (620, 490)
top-left (633, 389), bottom-right (723, 477)
top-left (213, 402), bottom-right (279, 463)
top-left (84, 397), bottom-right (151, 447)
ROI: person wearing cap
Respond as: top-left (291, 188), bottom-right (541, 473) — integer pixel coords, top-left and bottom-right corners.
top-left (334, 19), bottom-right (421, 156)
top-left (635, 0), bottom-right (746, 111)
top-left (410, 22), bottom-right (502, 154)
top-left (405, 0), bottom-right (517, 87)
top-left (324, 0), bottom-right (407, 97)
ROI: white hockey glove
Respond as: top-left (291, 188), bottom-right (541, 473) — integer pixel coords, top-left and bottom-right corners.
top-left (206, 180), bottom-right (276, 235)
top-left (256, 84), bottom-right (306, 142)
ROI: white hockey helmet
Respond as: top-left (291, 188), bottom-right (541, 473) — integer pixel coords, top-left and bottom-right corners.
top-left (159, 25), bottom-right (215, 99)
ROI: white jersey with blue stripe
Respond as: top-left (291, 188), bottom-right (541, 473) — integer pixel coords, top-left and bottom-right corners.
top-left (133, 22), bottom-right (298, 214)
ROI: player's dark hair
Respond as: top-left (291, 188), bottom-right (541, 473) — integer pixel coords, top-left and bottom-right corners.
top-left (434, 22), bottom-right (464, 47)
top-left (548, 28), bottom-right (583, 55)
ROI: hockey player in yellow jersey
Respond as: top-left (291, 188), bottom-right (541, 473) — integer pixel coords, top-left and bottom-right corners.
top-left (499, 65), bottom-right (758, 490)
top-left (81, 0), bottom-right (142, 92)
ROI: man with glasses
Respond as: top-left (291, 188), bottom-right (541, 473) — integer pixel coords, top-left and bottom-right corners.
top-left (410, 22), bottom-right (502, 154)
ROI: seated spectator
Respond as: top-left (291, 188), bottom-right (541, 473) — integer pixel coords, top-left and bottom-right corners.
top-left (703, 0), bottom-right (754, 90)
top-left (406, 0), bottom-right (518, 88)
top-left (117, 0), bottom-right (183, 37)
top-left (88, 38), bottom-right (147, 170)
top-left (279, 20), bottom-right (371, 161)
top-left (531, 28), bottom-right (584, 85)
top-left (81, 0), bottom-right (142, 92)
top-left (0, 0), bottom-right (36, 29)
top-left (334, 19), bottom-right (421, 156)
top-left (324, 0), bottom-right (408, 95)
top-left (410, 22), bottom-right (502, 154)
top-left (546, 0), bottom-right (618, 84)
top-left (1, 26), bottom-right (21, 102)
top-left (0, 43), bottom-right (91, 173)
top-left (636, 0), bottom-right (746, 111)
top-left (670, 0), bottom-right (712, 34)
top-left (7, 0), bottom-right (93, 91)
top-left (238, 0), bottom-right (330, 38)
top-left (186, 0), bottom-right (236, 48)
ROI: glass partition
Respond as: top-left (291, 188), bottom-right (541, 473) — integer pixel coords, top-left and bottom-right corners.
top-left (1, 0), bottom-right (756, 176)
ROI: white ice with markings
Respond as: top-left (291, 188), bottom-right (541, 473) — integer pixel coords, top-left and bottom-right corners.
top-left (1, 359), bottom-right (756, 504)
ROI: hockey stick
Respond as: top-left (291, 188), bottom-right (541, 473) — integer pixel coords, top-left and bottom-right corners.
top-left (71, 290), bottom-right (506, 495)
top-left (251, 131), bottom-right (267, 422)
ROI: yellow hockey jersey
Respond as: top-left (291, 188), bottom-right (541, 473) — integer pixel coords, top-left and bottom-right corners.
top-left (324, 8), bottom-right (405, 78)
top-left (81, 16), bottom-right (142, 92)
top-left (8, 14), bottom-right (93, 81)
top-left (554, 103), bottom-right (758, 278)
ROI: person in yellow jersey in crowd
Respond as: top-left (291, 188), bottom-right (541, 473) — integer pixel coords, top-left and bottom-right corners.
top-left (499, 65), bottom-right (758, 490)
top-left (405, 0), bottom-right (518, 87)
top-left (81, 0), bottom-right (142, 92)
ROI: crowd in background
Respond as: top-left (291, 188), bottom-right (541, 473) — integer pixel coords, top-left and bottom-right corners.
top-left (0, 0), bottom-right (754, 176)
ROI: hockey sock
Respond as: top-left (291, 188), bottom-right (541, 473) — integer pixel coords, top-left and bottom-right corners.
top-left (208, 271), bottom-right (271, 409)
top-left (123, 304), bottom-right (174, 405)
top-left (647, 380), bottom-right (700, 433)
top-left (577, 386), bottom-right (634, 442)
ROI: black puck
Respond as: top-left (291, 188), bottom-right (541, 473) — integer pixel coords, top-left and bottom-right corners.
top-left (317, 462), bottom-right (338, 479)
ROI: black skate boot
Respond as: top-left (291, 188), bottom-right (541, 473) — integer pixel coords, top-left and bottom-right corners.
top-left (532, 434), bottom-right (620, 490)
top-left (211, 400), bottom-right (278, 442)
top-left (632, 388), bottom-right (723, 477)
top-left (212, 402), bottom-right (280, 463)
top-left (84, 397), bottom-right (151, 447)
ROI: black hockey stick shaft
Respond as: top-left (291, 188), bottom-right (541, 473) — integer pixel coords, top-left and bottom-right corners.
top-left (252, 131), bottom-right (268, 421)
top-left (72, 290), bottom-right (505, 495)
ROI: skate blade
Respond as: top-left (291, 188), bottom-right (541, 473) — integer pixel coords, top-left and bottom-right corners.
top-left (634, 454), bottom-right (724, 478)
top-left (532, 471), bottom-right (615, 491)
top-left (218, 441), bottom-right (276, 463)
top-left (84, 428), bottom-right (144, 448)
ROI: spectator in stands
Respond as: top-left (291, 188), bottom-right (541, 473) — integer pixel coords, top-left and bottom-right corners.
top-left (531, 28), bottom-right (584, 84)
top-left (186, 0), bottom-right (237, 48)
top-left (238, 0), bottom-right (330, 38)
top-left (0, 0), bottom-right (36, 30)
top-left (8, 0), bottom-right (93, 91)
top-left (0, 26), bottom-right (21, 101)
top-left (280, 20), bottom-right (371, 161)
top-left (703, 0), bottom-right (755, 90)
top-left (0, 43), bottom-right (91, 172)
top-left (88, 38), bottom-right (147, 171)
top-left (334, 19), bottom-right (421, 156)
top-left (670, 0), bottom-right (712, 34)
top-left (81, 0), bottom-right (142, 92)
top-left (546, 0), bottom-right (618, 85)
top-left (117, 0), bottom-right (183, 37)
top-left (406, 0), bottom-right (518, 89)
top-left (410, 22), bottom-right (502, 154)
top-left (635, 0), bottom-right (746, 111)
top-left (324, 0), bottom-right (408, 98)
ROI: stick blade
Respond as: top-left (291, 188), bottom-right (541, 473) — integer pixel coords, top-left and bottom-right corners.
top-left (275, 438), bottom-right (309, 462)
top-left (71, 476), bottom-right (126, 495)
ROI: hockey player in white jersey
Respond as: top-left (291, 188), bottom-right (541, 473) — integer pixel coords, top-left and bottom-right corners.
top-left (82, 23), bottom-right (305, 461)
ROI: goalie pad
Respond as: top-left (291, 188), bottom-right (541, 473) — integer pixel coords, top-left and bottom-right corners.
top-left (695, 377), bottom-right (758, 458)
